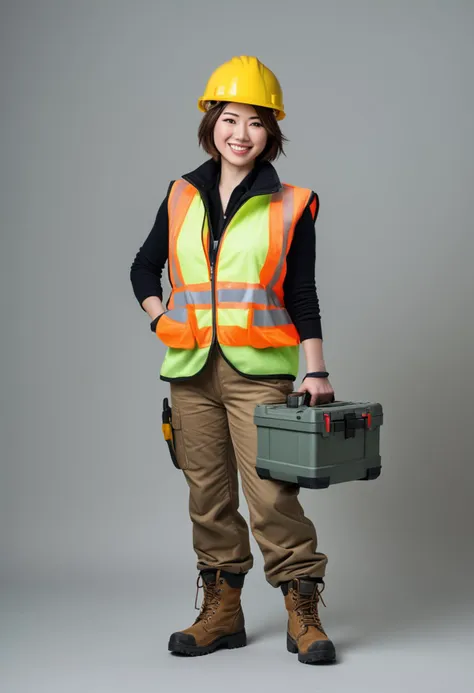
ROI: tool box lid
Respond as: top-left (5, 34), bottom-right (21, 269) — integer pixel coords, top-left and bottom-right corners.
top-left (254, 400), bottom-right (383, 434)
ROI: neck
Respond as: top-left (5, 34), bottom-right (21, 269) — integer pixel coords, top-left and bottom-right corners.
top-left (219, 157), bottom-right (255, 190)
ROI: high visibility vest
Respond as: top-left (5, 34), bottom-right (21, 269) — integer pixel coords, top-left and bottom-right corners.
top-left (156, 179), bottom-right (315, 380)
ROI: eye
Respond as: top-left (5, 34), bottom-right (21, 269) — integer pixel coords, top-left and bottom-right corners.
top-left (251, 122), bottom-right (263, 127)
top-left (223, 118), bottom-right (236, 124)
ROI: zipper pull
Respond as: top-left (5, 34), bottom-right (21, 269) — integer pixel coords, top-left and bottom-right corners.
top-left (211, 240), bottom-right (219, 273)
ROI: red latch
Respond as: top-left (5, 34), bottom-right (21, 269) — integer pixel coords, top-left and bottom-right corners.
top-left (324, 413), bottom-right (331, 433)
top-left (361, 412), bottom-right (372, 429)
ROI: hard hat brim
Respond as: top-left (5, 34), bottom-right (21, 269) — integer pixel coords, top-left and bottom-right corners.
top-left (197, 97), bottom-right (286, 121)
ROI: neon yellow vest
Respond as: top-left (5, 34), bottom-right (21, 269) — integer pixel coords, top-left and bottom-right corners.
top-left (156, 179), bottom-right (313, 380)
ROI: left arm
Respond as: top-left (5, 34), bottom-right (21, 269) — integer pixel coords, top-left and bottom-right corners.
top-left (283, 193), bottom-right (335, 405)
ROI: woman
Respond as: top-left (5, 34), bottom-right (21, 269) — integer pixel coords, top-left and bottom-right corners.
top-left (130, 56), bottom-right (336, 665)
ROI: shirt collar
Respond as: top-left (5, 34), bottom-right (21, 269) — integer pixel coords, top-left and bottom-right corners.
top-left (182, 158), bottom-right (282, 196)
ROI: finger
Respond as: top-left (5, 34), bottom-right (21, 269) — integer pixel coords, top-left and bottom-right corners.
top-left (315, 393), bottom-right (333, 406)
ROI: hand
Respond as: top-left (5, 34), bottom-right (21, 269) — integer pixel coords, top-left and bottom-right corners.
top-left (297, 377), bottom-right (335, 407)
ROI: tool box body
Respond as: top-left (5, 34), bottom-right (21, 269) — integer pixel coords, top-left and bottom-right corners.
top-left (254, 400), bottom-right (383, 488)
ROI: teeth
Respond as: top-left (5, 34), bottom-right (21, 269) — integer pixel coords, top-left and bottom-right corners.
top-left (230, 144), bottom-right (250, 151)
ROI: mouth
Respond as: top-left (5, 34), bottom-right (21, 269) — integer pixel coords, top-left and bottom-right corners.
top-left (228, 143), bottom-right (253, 155)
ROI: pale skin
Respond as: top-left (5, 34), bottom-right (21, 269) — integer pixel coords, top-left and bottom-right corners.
top-left (143, 101), bottom-right (335, 405)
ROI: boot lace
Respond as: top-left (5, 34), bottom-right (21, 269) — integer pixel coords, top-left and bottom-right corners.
top-left (194, 575), bottom-right (223, 623)
top-left (294, 582), bottom-right (327, 633)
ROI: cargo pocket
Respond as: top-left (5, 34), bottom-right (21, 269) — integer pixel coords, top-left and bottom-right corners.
top-left (171, 405), bottom-right (190, 470)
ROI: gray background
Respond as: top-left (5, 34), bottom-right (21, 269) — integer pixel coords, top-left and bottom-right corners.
top-left (1, 0), bottom-right (473, 691)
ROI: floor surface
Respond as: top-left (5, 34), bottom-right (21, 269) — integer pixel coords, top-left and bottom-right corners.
top-left (1, 574), bottom-right (473, 693)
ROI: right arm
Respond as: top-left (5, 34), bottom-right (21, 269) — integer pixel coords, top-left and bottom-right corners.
top-left (129, 182), bottom-right (174, 325)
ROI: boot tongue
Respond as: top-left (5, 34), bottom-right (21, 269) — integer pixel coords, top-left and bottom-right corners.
top-left (201, 570), bottom-right (217, 585)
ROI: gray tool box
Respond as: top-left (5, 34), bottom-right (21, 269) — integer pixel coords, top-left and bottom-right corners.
top-left (254, 392), bottom-right (383, 488)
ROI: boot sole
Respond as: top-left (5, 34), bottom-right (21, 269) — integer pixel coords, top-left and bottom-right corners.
top-left (287, 633), bottom-right (336, 664)
top-left (168, 629), bottom-right (247, 656)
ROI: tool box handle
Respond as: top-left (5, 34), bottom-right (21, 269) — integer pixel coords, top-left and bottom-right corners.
top-left (287, 392), bottom-right (338, 408)
top-left (286, 393), bottom-right (375, 438)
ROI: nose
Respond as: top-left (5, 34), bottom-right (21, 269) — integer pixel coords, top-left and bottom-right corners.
top-left (234, 120), bottom-right (251, 142)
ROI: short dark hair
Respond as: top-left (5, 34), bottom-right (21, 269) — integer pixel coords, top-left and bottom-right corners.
top-left (198, 101), bottom-right (288, 162)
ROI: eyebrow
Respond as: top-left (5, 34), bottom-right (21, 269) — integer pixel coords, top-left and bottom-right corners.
top-left (223, 111), bottom-right (261, 120)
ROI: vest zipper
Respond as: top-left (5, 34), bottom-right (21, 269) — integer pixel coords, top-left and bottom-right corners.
top-left (196, 194), bottom-right (218, 346)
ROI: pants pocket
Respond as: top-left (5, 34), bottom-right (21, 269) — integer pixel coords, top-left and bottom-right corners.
top-left (253, 377), bottom-right (294, 395)
top-left (171, 405), bottom-right (190, 470)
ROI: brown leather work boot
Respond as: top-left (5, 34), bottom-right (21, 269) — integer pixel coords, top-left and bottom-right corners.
top-left (282, 577), bottom-right (336, 664)
top-left (168, 569), bottom-right (247, 656)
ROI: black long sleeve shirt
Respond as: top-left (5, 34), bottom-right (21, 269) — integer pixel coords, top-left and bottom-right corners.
top-left (130, 162), bottom-right (323, 341)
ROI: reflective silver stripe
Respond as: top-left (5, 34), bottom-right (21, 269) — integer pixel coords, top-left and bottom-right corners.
top-left (173, 290), bottom-right (212, 307)
top-left (268, 187), bottom-right (295, 292)
top-left (169, 179), bottom-right (189, 289)
top-left (173, 287), bottom-right (279, 309)
top-left (252, 308), bottom-right (292, 327)
top-left (217, 287), bottom-right (278, 306)
top-left (166, 308), bottom-right (188, 323)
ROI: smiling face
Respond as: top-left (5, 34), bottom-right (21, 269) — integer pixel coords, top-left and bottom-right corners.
top-left (212, 102), bottom-right (268, 168)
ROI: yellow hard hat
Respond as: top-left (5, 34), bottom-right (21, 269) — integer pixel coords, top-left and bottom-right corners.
top-left (198, 56), bottom-right (286, 120)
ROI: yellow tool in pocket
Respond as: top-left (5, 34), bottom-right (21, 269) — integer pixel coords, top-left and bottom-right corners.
top-left (162, 398), bottom-right (180, 469)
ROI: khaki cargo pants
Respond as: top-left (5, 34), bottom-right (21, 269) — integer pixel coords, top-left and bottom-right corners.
top-left (169, 347), bottom-right (328, 587)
